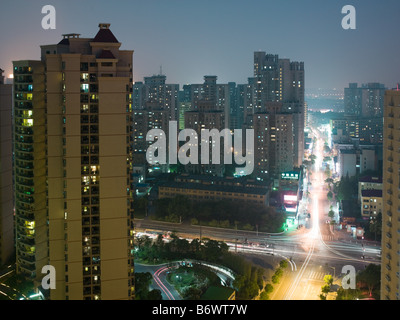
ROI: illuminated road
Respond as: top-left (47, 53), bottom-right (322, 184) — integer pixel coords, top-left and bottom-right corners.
top-left (134, 131), bottom-right (381, 300)
top-left (277, 131), bottom-right (378, 300)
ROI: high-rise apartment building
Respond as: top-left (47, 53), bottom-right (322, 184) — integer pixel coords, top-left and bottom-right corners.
top-left (252, 52), bottom-right (305, 169)
top-left (331, 116), bottom-right (383, 145)
top-left (132, 74), bottom-right (179, 169)
top-left (13, 23), bottom-right (135, 300)
top-left (253, 102), bottom-right (294, 179)
top-left (183, 76), bottom-right (231, 127)
top-left (345, 83), bottom-right (386, 118)
top-left (381, 90), bottom-right (400, 300)
top-left (0, 68), bottom-right (14, 266)
top-left (132, 102), bottom-right (170, 172)
top-left (132, 75), bottom-right (179, 119)
top-left (143, 75), bottom-right (179, 121)
top-left (184, 100), bottom-right (226, 176)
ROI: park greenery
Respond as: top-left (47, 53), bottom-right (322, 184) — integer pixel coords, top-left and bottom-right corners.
top-left (166, 264), bottom-right (221, 300)
top-left (152, 195), bottom-right (285, 233)
top-left (135, 233), bottom-right (265, 300)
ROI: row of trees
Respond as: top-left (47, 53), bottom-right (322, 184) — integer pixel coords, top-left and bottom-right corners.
top-left (135, 234), bottom-right (265, 300)
top-left (259, 260), bottom-right (288, 300)
top-left (153, 195), bottom-right (286, 233)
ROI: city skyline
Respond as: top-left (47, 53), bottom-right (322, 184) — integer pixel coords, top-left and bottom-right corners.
top-left (1, 0), bottom-right (400, 90)
top-left (0, 0), bottom-right (397, 304)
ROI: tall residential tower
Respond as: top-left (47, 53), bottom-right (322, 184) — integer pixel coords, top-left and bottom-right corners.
top-left (0, 68), bottom-right (14, 266)
top-left (381, 90), bottom-right (400, 300)
top-left (13, 23), bottom-right (135, 300)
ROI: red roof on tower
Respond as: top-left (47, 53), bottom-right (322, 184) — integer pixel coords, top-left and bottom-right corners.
top-left (92, 23), bottom-right (119, 43)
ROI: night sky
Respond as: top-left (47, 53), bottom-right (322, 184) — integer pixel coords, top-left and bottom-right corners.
top-left (1, 0), bottom-right (400, 90)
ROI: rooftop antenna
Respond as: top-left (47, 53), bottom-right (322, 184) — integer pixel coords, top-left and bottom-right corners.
top-left (159, 65), bottom-right (163, 76)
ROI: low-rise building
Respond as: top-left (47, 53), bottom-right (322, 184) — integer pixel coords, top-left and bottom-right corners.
top-left (358, 176), bottom-right (382, 202)
top-left (360, 189), bottom-right (383, 220)
top-left (158, 181), bottom-right (268, 207)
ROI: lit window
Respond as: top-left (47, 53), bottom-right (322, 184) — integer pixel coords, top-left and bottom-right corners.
top-left (23, 119), bottom-right (33, 127)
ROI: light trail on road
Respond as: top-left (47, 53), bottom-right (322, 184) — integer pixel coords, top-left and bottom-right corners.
top-left (284, 187), bottom-right (320, 300)
top-left (153, 266), bottom-right (175, 300)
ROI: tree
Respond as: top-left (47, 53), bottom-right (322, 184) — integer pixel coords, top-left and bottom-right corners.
top-left (325, 178), bottom-right (334, 185)
top-left (336, 287), bottom-right (360, 300)
top-left (279, 260), bottom-right (288, 269)
top-left (264, 283), bottom-right (274, 295)
top-left (357, 264), bottom-right (381, 297)
top-left (259, 290), bottom-right (270, 300)
top-left (134, 272), bottom-right (154, 300)
top-left (184, 287), bottom-right (202, 300)
top-left (368, 213), bottom-right (382, 241)
top-left (323, 274), bottom-right (333, 286)
top-left (321, 284), bottom-right (331, 295)
top-left (147, 289), bottom-right (163, 300)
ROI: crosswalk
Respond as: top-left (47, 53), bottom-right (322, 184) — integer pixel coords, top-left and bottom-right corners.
top-left (307, 270), bottom-right (333, 281)
top-left (321, 235), bottom-right (336, 241)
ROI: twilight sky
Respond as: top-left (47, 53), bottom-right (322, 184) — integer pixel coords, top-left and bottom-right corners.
top-left (1, 0), bottom-right (400, 90)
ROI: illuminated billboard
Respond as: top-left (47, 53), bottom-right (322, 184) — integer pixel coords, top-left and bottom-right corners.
top-left (284, 195), bottom-right (298, 202)
top-left (281, 171), bottom-right (300, 180)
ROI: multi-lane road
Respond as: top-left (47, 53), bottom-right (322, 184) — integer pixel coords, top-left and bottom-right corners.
top-left (135, 134), bottom-right (381, 300)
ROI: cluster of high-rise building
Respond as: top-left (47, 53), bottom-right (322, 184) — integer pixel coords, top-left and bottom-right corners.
top-left (330, 83), bottom-right (387, 178)
top-left (331, 83), bottom-right (386, 146)
top-left (132, 52), bottom-right (306, 180)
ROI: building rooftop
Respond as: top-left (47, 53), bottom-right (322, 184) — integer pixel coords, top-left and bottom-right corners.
top-left (159, 181), bottom-right (268, 196)
top-left (93, 24), bottom-right (119, 43)
top-left (359, 176), bottom-right (382, 184)
top-left (175, 174), bottom-right (268, 188)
